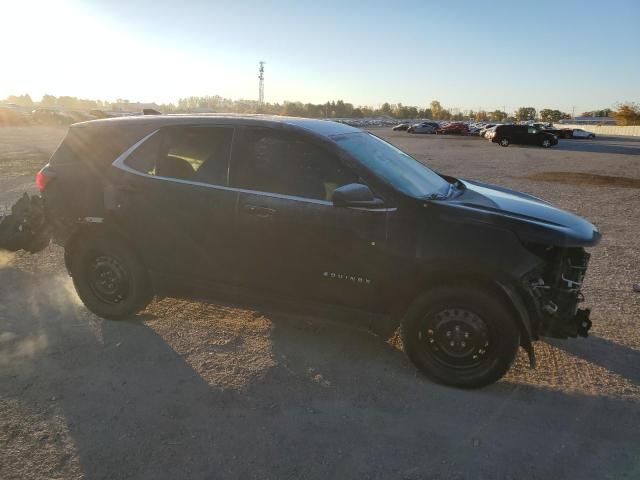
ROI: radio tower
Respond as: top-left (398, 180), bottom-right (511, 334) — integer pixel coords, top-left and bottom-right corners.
top-left (258, 61), bottom-right (265, 112)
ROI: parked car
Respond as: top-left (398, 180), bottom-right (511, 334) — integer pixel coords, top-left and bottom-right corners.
top-left (570, 128), bottom-right (596, 139)
top-left (484, 126), bottom-right (499, 140)
top-left (532, 123), bottom-right (573, 139)
top-left (436, 123), bottom-right (468, 135)
top-left (392, 123), bottom-right (411, 131)
top-left (0, 115), bottom-right (600, 388)
top-left (479, 124), bottom-right (497, 137)
top-left (31, 108), bottom-right (75, 126)
top-left (491, 125), bottom-right (558, 148)
top-left (408, 122), bottom-right (438, 134)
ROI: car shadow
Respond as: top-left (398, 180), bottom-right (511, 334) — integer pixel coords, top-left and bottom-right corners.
top-left (2, 266), bottom-right (640, 479)
top-left (548, 335), bottom-right (640, 386)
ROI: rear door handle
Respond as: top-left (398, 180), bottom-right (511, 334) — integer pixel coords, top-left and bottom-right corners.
top-left (242, 204), bottom-right (276, 218)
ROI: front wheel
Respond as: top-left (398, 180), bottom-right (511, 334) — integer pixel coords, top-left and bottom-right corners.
top-left (499, 138), bottom-right (509, 147)
top-left (541, 139), bottom-right (551, 148)
top-left (68, 234), bottom-right (153, 320)
top-left (400, 286), bottom-right (520, 388)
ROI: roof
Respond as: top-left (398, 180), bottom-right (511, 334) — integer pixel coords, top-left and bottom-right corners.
top-left (72, 114), bottom-right (361, 138)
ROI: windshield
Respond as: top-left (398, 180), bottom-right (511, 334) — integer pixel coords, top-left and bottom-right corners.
top-left (332, 132), bottom-right (449, 198)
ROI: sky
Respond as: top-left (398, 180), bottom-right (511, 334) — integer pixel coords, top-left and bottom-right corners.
top-left (1, 0), bottom-right (639, 114)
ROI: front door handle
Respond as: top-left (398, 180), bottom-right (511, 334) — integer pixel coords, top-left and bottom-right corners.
top-left (242, 204), bottom-right (276, 218)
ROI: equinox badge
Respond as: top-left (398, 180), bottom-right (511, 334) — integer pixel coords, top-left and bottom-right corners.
top-left (323, 271), bottom-right (371, 285)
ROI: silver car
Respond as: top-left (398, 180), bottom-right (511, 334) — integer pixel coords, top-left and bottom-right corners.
top-left (408, 122), bottom-right (438, 134)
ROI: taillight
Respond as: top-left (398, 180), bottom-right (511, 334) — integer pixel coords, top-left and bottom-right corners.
top-left (36, 165), bottom-right (55, 192)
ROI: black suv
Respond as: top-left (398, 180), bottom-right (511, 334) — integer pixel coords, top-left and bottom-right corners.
top-left (1, 115), bottom-right (600, 388)
top-left (492, 124), bottom-right (559, 148)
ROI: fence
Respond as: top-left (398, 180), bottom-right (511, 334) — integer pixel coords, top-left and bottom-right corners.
top-left (559, 124), bottom-right (640, 137)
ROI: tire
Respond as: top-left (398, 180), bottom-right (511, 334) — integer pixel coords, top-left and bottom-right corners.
top-left (68, 234), bottom-right (153, 320)
top-left (565, 132), bottom-right (573, 139)
top-left (400, 286), bottom-right (520, 388)
top-left (589, 134), bottom-right (595, 139)
top-left (499, 138), bottom-right (509, 147)
top-left (541, 139), bottom-right (551, 148)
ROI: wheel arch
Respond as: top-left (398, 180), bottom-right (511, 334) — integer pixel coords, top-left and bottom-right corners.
top-left (63, 223), bottom-right (144, 275)
top-left (383, 267), bottom-right (533, 351)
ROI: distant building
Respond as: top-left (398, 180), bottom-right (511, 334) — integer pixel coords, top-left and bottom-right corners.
top-left (559, 116), bottom-right (617, 125)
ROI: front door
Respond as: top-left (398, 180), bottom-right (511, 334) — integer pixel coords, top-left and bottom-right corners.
top-left (228, 127), bottom-right (388, 309)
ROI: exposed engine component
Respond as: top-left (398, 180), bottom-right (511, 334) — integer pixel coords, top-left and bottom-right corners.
top-left (527, 247), bottom-right (592, 338)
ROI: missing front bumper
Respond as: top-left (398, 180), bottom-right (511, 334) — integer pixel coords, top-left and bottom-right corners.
top-left (542, 307), bottom-right (592, 338)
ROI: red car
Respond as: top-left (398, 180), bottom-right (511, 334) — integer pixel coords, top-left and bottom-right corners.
top-left (436, 123), bottom-right (469, 135)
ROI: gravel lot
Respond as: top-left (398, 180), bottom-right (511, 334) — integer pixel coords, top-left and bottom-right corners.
top-left (1, 126), bottom-right (639, 480)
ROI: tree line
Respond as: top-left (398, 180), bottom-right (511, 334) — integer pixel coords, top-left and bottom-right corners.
top-left (3, 93), bottom-right (639, 125)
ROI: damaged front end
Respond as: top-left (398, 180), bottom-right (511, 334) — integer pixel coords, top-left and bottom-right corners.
top-left (0, 193), bottom-right (51, 254)
top-left (525, 246), bottom-right (592, 339)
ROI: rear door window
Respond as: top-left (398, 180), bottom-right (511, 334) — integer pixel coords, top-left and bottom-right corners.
top-left (229, 127), bottom-right (357, 201)
top-left (125, 126), bottom-right (233, 186)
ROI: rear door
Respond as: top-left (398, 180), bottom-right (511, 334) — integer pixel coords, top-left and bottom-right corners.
top-left (112, 125), bottom-right (237, 285)
top-left (228, 127), bottom-right (388, 309)
top-left (525, 126), bottom-right (540, 144)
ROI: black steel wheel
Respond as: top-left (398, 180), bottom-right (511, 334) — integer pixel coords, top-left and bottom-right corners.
top-left (87, 255), bottom-right (130, 305)
top-left (400, 286), bottom-right (520, 388)
top-left (69, 233), bottom-right (152, 320)
top-left (420, 308), bottom-right (491, 370)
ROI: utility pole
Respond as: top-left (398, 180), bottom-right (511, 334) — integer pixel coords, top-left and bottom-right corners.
top-left (258, 61), bottom-right (265, 112)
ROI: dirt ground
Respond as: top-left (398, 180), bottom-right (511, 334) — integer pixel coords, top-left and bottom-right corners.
top-left (1, 125), bottom-right (639, 480)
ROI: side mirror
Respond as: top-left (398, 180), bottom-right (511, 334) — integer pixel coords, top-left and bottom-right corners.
top-left (331, 183), bottom-right (384, 208)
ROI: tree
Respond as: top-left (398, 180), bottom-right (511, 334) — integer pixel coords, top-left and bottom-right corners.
top-left (489, 110), bottom-right (507, 121)
top-left (4, 94), bottom-right (33, 107)
top-left (475, 110), bottom-right (488, 121)
top-left (581, 108), bottom-right (614, 118)
top-left (614, 103), bottom-right (640, 126)
top-left (40, 94), bottom-right (57, 107)
top-left (539, 109), bottom-right (569, 123)
top-left (430, 100), bottom-right (443, 120)
top-left (516, 107), bottom-right (537, 121)
top-left (380, 102), bottom-right (392, 116)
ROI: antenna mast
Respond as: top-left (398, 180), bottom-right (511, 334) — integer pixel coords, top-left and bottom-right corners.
top-left (258, 61), bottom-right (265, 112)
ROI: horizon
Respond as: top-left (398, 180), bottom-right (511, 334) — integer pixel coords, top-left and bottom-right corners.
top-left (2, 0), bottom-right (639, 115)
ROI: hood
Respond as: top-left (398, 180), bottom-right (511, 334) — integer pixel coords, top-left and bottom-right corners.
top-left (439, 179), bottom-right (601, 247)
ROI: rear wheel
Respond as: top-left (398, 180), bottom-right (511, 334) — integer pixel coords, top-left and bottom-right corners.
top-left (68, 234), bottom-right (153, 320)
top-left (400, 286), bottom-right (520, 388)
top-left (541, 139), bottom-right (551, 148)
top-left (499, 138), bottom-right (509, 147)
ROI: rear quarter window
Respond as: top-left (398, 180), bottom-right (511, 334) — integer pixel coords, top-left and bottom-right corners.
top-left (50, 126), bottom-right (150, 168)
